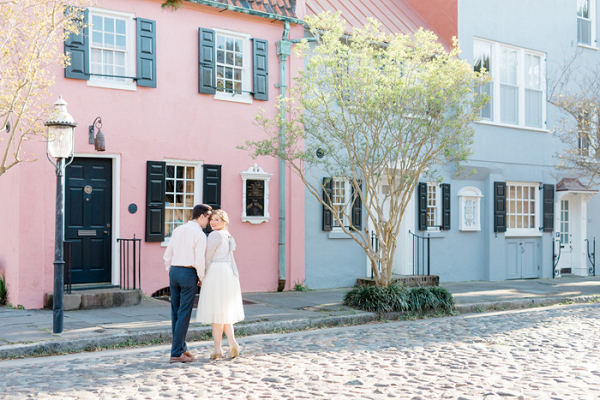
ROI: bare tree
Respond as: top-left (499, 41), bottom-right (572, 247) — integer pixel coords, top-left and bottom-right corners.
top-left (0, 0), bottom-right (92, 177)
top-left (241, 12), bottom-right (490, 287)
top-left (548, 48), bottom-right (600, 186)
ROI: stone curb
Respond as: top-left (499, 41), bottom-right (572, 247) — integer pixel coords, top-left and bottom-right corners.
top-left (454, 294), bottom-right (600, 314)
top-left (2, 295), bottom-right (600, 360)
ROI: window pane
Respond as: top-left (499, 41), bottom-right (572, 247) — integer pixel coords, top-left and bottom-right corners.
top-left (235, 39), bottom-right (242, 52)
top-left (578, 18), bottom-right (592, 45)
top-left (525, 89), bottom-right (542, 127)
top-left (500, 48), bottom-right (517, 85)
top-left (92, 15), bottom-right (103, 31)
top-left (226, 51), bottom-right (234, 65)
top-left (116, 19), bottom-right (126, 35)
top-left (217, 49), bottom-right (224, 63)
top-left (217, 36), bottom-right (224, 49)
top-left (500, 84), bottom-right (518, 124)
top-left (116, 35), bottom-right (126, 50)
top-left (92, 31), bottom-right (103, 46)
top-left (105, 33), bottom-right (115, 48)
top-left (186, 167), bottom-right (194, 179)
top-left (525, 55), bottom-right (541, 90)
top-left (226, 37), bottom-right (233, 51)
top-left (578, 0), bottom-right (590, 18)
top-left (176, 166), bottom-right (184, 178)
top-left (235, 54), bottom-right (243, 67)
top-left (105, 18), bottom-right (114, 33)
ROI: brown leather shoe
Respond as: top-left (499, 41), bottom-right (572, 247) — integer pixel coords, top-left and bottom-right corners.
top-left (170, 353), bottom-right (194, 363)
top-left (183, 351), bottom-right (197, 360)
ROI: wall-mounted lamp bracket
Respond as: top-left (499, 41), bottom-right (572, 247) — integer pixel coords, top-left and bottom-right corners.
top-left (88, 117), bottom-right (106, 151)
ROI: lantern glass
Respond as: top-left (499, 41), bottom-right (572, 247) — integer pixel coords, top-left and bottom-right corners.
top-left (47, 125), bottom-right (74, 159)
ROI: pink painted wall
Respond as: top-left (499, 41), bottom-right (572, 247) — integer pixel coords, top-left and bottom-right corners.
top-left (0, 0), bottom-right (305, 308)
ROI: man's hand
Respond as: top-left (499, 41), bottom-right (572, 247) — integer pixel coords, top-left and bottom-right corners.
top-left (197, 280), bottom-right (202, 287)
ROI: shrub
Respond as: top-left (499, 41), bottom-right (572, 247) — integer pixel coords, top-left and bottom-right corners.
top-left (0, 272), bottom-right (7, 306)
top-left (343, 283), bottom-right (455, 316)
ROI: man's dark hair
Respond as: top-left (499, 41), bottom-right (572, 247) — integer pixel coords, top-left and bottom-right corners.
top-left (192, 204), bottom-right (213, 220)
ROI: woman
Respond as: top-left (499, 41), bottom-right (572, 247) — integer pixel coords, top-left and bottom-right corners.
top-left (196, 209), bottom-right (245, 359)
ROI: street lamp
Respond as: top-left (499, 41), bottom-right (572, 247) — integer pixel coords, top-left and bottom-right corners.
top-left (45, 95), bottom-right (76, 334)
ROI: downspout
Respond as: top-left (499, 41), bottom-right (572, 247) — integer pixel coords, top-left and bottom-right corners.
top-left (275, 21), bottom-right (317, 291)
top-left (275, 22), bottom-right (292, 292)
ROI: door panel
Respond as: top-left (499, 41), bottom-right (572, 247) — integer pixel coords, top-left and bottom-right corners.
top-left (506, 241), bottom-right (520, 279)
top-left (65, 158), bottom-right (112, 284)
top-left (522, 241), bottom-right (537, 278)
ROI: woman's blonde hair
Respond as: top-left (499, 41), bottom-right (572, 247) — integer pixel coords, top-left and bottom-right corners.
top-left (209, 209), bottom-right (229, 228)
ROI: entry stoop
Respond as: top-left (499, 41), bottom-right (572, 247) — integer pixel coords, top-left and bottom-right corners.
top-left (44, 288), bottom-right (143, 311)
top-left (356, 274), bottom-right (439, 287)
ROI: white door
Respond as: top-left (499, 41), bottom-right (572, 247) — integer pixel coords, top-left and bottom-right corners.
top-left (366, 182), bottom-right (414, 277)
top-left (558, 199), bottom-right (572, 273)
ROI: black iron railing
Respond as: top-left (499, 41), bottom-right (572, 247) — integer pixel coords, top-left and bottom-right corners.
top-left (552, 239), bottom-right (562, 278)
top-left (586, 237), bottom-right (596, 276)
top-left (409, 230), bottom-right (430, 276)
top-left (117, 235), bottom-right (142, 290)
top-left (64, 241), bottom-right (72, 294)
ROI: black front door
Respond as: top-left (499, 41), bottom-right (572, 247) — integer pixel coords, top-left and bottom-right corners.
top-left (65, 158), bottom-right (112, 284)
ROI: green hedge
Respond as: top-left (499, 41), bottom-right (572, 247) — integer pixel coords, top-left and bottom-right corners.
top-left (343, 282), bottom-right (455, 315)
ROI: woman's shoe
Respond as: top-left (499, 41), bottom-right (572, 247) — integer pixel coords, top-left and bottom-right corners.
top-left (210, 349), bottom-right (223, 360)
top-left (229, 345), bottom-right (241, 358)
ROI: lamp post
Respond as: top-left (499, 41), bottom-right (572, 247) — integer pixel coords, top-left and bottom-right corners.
top-left (45, 96), bottom-right (76, 334)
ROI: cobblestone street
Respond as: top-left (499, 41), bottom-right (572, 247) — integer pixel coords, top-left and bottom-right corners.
top-left (1, 303), bottom-right (600, 400)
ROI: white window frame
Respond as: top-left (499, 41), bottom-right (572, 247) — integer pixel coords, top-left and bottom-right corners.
top-left (161, 160), bottom-right (203, 246)
top-left (87, 7), bottom-right (136, 91)
top-left (577, 0), bottom-right (597, 48)
top-left (426, 183), bottom-right (441, 232)
top-left (506, 181), bottom-right (541, 237)
top-left (331, 178), bottom-right (352, 231)
top-left (473, 38), bottom-right (547, 131)
top-left (214, 28), bottom-right (253, 104)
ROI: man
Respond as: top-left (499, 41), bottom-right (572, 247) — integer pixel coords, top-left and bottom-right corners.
top-left (164, 204), bottom-right (212, 363)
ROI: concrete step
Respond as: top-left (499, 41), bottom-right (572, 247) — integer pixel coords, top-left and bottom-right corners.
top-left (44, 289), bottom-right (142, 311)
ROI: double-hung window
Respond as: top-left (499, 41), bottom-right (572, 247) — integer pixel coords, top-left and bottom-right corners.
top-left (164, 161), bottom-right (202, 240)
top-left (577, 107), bottom-right (599, 158)
top-left (215, 30), bottom-right (252, 102)
top-left (64, 7), bottom-right (157, 89)
top-left (331, 178), bottom-right (352, 229)
top-left (89, 10), bottom-right (135, 90)
top-left (474, 41), bottom-right (492, 120)
top-left (426, 183), bottom-right (441, 230)
top-left (506, 182), bottom-right (540, 236)
top-left (198, 28), bottom-right (269, 103)
top-left (473, 39), bottom-right (546, 130)
top-left (578, 0), bottom-right (596, 47)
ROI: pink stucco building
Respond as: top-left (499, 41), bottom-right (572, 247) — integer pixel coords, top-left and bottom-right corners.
top-left (0, 0), bottom-right (306, 309)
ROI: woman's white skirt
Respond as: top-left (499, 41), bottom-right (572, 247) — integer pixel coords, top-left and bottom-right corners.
top-left (196, 261), bottom-right (245, 324)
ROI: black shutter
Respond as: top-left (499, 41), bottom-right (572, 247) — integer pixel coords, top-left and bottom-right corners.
top-left (351, 180), bottom-right (363, 231)
top-left (136, 18), bottom-right (157, 88)
top-left (198, 28), bottom-right (216, 94)
top-left (494, 181), bottom-right (507, 233)
top-left (418, 182), bottom-right (427, 230)
top-left (146, 161), bottom-right (166, 242)
top-left (203, 164), bottom-right (221, 209)
top-left (64, 7), bottom-right (89, 80)
top-left (252, 38), bottom-right (269, 100)
top-left (543, 184), bottom-right (555, 233)
top-left (322, 177), bottom-right (333, 231)
top-left (441, 183), bottom-right (451, 230)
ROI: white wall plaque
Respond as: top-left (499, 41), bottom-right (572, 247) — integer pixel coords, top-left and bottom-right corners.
top-left (240, 164), bottom-right (273, 224)
top-left (458, 186), bottom-right (483, 231)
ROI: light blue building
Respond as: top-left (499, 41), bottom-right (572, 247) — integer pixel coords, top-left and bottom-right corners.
top-left (303, 0), bottom-right (600, 289)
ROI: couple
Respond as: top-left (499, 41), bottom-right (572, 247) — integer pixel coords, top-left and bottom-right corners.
top-left (163, 204), bottom-right (245, 363)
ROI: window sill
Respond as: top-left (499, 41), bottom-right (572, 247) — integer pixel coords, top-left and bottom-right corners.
top-left (215, 92), bottom-right (253, 104)
top-left (328, 230), bottom-right (353, 239)
top-left (474, 120), bottom-right (550, 133)
top-left (505, 231), bottom-right (542, 238)
top-left (578, 43), bottom-right (599, 51)
top-left (87, 79), bottom-right (137, 91)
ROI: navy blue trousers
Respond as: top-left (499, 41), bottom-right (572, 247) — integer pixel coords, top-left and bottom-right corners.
top-left (169, 266), bottom-right (198, 358)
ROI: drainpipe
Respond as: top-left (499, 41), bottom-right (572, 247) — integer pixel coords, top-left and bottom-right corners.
top-left (275, 22), bottom-right (292, 292)
top-left (275, 22), bottom-right (317, 292)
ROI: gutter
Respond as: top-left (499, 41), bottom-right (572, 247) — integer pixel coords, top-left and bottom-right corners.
top-left (185, 0), bottom-right (305, 25)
